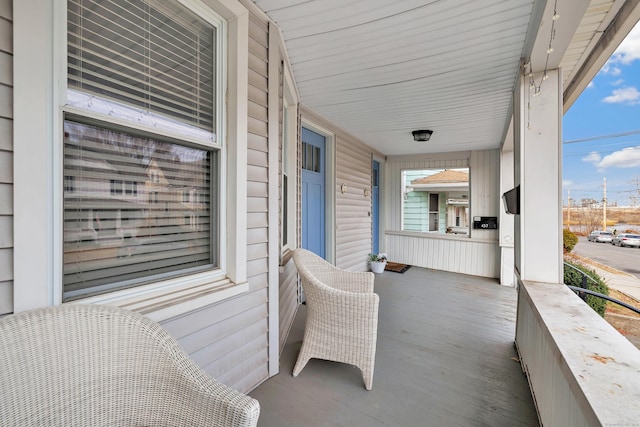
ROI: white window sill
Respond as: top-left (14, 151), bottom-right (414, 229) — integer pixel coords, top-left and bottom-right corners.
top-left (69, 273), bottom-right (249, 323)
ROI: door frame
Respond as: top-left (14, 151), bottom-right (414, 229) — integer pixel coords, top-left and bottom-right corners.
top-left (300, 118), bottom-right (335, 264)
top-left (372, 154), bottom-right (385, 255)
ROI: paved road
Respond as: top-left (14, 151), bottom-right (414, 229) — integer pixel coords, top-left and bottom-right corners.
top-left (573, 236), bottom-right (640, 279)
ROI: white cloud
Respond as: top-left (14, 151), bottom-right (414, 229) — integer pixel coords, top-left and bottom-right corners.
top-left (582, 152), bottom-right (602, 164)
top-left (611, 79), bottom-right (625, 86)
top-left (562, 180), bottom-right (574, 187)
top-left (596, 146), bottom-right (640, 168)
top-left (610, 22), bottom-right (640, 65)
top-left (587, 81), bottom-right (595, 89)
top-left (602, 86), bottom-right (640, 105)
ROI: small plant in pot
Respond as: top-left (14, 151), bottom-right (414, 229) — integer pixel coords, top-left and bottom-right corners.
top-left (368, 253), bottom-right (387, 273)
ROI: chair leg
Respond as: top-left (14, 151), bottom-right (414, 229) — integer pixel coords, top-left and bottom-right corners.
top-left (292, 352), bottom-right (310, 377)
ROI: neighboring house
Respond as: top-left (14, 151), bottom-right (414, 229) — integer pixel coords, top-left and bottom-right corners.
top-left (2, 1), bottom-right (639, 423)
top-left (404, 169), bottom-right (469, 234)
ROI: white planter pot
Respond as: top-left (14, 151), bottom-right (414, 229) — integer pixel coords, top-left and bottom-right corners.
top-left (370, 261), bottom-right (386, 273)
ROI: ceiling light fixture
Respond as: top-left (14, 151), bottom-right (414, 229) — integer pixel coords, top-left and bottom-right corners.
top-left (412, 129), bottom-right (433, 142)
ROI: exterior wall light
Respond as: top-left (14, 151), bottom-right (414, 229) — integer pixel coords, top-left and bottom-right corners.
top-left (412, 130), bottom-right (433, 142)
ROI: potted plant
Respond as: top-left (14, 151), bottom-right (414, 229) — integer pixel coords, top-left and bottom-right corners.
top-left (368, 253), bottom-right (387, 273)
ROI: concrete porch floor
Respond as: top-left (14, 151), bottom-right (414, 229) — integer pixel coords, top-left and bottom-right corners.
top-left (251, 266), bottom-right (539, 426)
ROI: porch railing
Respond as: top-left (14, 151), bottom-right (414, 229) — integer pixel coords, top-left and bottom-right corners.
top-left (563, 262), bottom-right (640, 315)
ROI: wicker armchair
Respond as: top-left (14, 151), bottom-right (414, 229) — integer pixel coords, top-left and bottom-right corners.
top-left (292, 248), bottom-right (380, 390)
top-left (0, 304), bottom-right (260, 427)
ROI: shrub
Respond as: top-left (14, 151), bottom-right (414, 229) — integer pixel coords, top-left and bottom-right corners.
top-left (563, 261), bottom-right (609, 317)
top-left (563, 229), bottom-right (578, 253)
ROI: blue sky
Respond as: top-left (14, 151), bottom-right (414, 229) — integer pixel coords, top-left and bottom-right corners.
top-left (563, 22), bottom-right (640, 207)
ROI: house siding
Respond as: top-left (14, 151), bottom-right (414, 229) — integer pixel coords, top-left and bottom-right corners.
top-left (386, 151), bottom-right (500, 278)
top-left (300, 106), bottom-right (376, 272)
top-left (159, 6), bottom-right (271, 394)
top-left (0, 0), bottom-right (12, 315)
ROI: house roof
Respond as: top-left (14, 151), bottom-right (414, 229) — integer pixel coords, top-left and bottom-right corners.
top-left (411, 169), bottom-right (469, 185)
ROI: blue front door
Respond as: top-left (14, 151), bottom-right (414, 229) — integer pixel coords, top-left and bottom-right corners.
top-left (301, 128), bottom-right (325, 258)
top-left (372, 160), bottom-right (380, 254)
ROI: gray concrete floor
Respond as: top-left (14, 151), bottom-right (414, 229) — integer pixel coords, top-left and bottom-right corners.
top-left (251, 266), bottom-right (539, 427)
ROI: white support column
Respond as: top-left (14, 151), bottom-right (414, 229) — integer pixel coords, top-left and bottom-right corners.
top-left (514, 68), bottom-right (563, 284)
top-left (499, 147), bottom-right (515, 287)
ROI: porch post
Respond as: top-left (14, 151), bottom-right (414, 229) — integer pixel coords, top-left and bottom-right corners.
top-left (514, 68), bottom-right (563, 284)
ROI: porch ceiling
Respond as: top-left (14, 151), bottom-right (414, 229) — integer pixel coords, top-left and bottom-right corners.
top-left (254, 0), bottom-right (640, 156)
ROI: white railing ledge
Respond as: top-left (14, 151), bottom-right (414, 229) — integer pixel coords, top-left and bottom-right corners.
top-left (516, 280), bottom-right (640, 426)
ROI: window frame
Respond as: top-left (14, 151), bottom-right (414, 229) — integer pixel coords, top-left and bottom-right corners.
top-left (401, 167), bottom-right (471, 237)
top-left (281, 75), bottom-right (298, 254)
top-left (13, 0), bottom-right (250, 315)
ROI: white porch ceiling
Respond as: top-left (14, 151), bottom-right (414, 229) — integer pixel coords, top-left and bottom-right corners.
top-left (254, 0), bottom-right (640, 156)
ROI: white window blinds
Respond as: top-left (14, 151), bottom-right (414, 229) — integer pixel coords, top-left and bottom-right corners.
top-left (63, 120), bottom-right (216, 300)
top-left (67, 0), bottom-right (217, 141)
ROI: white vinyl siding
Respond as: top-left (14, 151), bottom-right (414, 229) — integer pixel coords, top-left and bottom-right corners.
top-left (0, 0), bottom-right (12, 315)
top-left (336, 133), bottom-right (373, 271)
top-left (387, 151), bottom-right (500, 278)
top-left (163, 6), bottom-right (270, 393)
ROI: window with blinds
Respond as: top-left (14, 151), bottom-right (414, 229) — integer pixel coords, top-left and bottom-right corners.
top-left (63, 0), bottom-right (221, 301)
top-left (67, 0), bottom-right (217, 141)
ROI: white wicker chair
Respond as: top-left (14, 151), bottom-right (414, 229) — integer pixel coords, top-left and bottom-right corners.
top-left (0, 304), bottom-right (260, 427)
top-left (292, 248), bottom-right (380, 390)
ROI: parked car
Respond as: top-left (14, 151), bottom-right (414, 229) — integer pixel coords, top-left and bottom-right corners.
top-left (587, 230), bottom-right (614, 243)
top-left (611, 233), bottom-right (640, 248)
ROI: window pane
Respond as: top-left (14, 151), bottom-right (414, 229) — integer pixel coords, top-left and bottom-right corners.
top-left (63, 119), bottom-right (216, 300)
top-left (67, 0), bottom-right (216, 141)
top-left (402, 168), bottom-right (470, 235)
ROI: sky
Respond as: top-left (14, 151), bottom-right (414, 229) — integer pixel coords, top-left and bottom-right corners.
top-left (563, 21), bottom-right (640, 207)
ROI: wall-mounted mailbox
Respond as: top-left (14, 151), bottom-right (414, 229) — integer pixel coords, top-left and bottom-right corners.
top-left (473, 216), bottom-right (498, 230)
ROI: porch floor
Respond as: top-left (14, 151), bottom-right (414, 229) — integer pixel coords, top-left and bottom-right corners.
top-left (251, 266), bottom-right (539, 426)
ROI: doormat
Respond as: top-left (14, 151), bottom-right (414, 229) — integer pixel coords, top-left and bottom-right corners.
top-left (385, 262), bottom-right (411, 274)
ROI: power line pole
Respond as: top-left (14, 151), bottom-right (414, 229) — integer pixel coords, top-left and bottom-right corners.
top-left (603, 177), bottom-right (607, 231)
top-left (567, 190), bottom-right (571, 230)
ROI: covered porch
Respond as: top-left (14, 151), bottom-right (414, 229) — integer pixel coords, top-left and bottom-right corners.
top-left (253, 267), bottom-right (538, 426)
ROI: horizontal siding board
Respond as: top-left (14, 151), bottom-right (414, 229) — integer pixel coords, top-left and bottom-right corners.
top-left (248, 84), bottom-right (268, 108)
top-left (0, 280), bottom-right (11, 314)
top-left (204, 326), bottom-right (268, 379)
top-left (248, 37), bottom-right (268, 62)
top-left (0, 118), bottom-right (12, 150)
top-left (0, 184), bottom-right (11, 215)
top-left (0, 150), bottom-right (11, 183)
top-left (0, 86), bottom-right (11, 118)
top-left (0, 0), bottom-right (11, 20)
top-left (247, 181), bottom-right (267, 197)
top-left (0, 247), bottom-right (12, 281)
top-left (248, 69), bottom-right (267, 91)
top-left (248, 116), bottom-right (268, 137)
top-left (178, 304), bottom-right (267, 354)
top-left (220, 347), bottom-right (269, 393)
top-left (247, 132), bottom-right (268, 152)
top-left (0, 18), bottom-right (11, 54)
top-left (0, 215), bottom-right (11, 247)
top-left (247, 212), bottom-right (268, 229)
top-left (247, 196), bottom-right (268, 213)
top-left (247, 242), bottom-right (268, 261)
top-left (160, 288), bottom-right (268, 339)
top-left (247, 272), bottom-right (268, 292)
top-left (247, 148), bottom-right (268, 167)
top-left (247, 227), bottom-right (268, 244)
top-left (248, 100), bottom-right (268, 122)
top-left (248, 20), bottom-right (268, 47)
top-left (247, 163), bottom-right (268, 182)
top-left (0, 51), bottom-right (11, 85)
top-left (247, 257), bottom-right (268, 277)
top-left (248, 52), bottom-right (268, 78)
